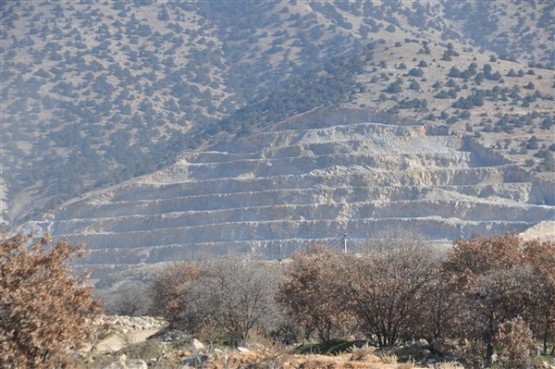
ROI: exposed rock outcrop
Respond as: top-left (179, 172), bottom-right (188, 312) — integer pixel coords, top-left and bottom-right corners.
top-left (24, 115), bottom-right (554, 271)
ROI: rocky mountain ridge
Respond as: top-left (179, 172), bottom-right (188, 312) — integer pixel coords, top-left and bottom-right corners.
top-left (2, 0), bottom-right (554, 225)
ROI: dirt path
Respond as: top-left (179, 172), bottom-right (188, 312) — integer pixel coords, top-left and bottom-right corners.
top-left (97, 328), bottom-right (161, 353)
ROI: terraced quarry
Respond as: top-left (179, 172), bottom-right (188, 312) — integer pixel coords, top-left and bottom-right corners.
top-left (27, 110), bottom-right (553, 270)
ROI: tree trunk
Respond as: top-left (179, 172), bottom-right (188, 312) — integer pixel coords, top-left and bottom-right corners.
top-left (485, 341), bottom-right (494, 368)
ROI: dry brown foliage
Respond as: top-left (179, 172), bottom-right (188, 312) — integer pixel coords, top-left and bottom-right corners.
top-left (495, 316), bottom-right (537, 369)
top-left (0, 234), bottom-right (102, 369)
top-left (443, 235), bottom-right (555, 365)
top-left (442, 234), bottom-right (523, 288)
top-left (277, 245), bottom-right (354, 341)
top-left (522, 239), bottom-right (555, 353)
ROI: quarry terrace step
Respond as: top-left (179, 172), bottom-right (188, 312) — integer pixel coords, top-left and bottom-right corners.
top-left (87, 182), bottom-right (534, 205)
top-left (145, 165), bottom-right (531, 187)
top-left (186, 138), bottom-right (465, 162)
top-left (51, 200), bottom-right (552, 235)
top-left (206, 122), bottom-right (437, 153)
top-left (74, 219), bottom-right (534, 266)
top-left (165, 152), bottom-right (477, 179)
top-left (61, 165), bottom-right (530, 209)
top-left (58, 217), bottom-right (540, 250)
top-left (55, 173), bottom-right (534, 220)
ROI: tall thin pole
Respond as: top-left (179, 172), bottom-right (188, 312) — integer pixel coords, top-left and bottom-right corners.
top-left (343, 230), bottom-right (347, 254)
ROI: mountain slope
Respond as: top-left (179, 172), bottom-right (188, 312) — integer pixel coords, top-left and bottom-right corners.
top-left (1, 0), bottom-right (554, 225)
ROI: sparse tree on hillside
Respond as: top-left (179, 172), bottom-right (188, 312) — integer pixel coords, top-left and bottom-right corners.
top-left (0, 235), bottom-right (102, 369)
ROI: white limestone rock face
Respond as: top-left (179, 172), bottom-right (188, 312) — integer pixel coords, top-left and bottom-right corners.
top-left (32, 110), bottom-right (554, 271)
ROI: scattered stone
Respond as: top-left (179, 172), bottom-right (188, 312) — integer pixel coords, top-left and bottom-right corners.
top-left (237, 347), bottom-right (250, 353)
top-left (192, 338), bottom-right (207, 353)
top-left (103, 359), bottom-right (147, 369)
top-left (182, 355), bottom-right (209, 367)
top-left (431, 341), bottom-right (453, 356)
top-left (159, 329), bottom-right (189, 343)
top-left (98, 315), bottom-right (166, 334)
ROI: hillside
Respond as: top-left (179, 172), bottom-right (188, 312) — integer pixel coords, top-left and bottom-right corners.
top-left (1, 0), bottom-right (554, 226)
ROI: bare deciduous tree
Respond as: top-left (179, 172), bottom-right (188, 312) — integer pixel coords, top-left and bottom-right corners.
top-left (0, 235), bottom-right (102, 369)
top-left (150, 257), bottom-right (282, 346)
top-left (149, 262), bottom-right (199, 329)
top-left (190, 257), bottom-right (282, 346)
top-left (416, 269), bottom-right (462, 345)
top-left (466, 266), bottom-right (537, 365)
top-left (346, 238), bottom-right (438, 347)
top-left (101, 281), bottom-right (151, 317)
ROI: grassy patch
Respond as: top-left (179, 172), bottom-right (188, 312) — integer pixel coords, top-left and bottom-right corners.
top-left (293, 339), bottom-right (368, 355)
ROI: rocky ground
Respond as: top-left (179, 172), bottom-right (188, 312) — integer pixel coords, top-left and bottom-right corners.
top-left (94, 316), bottom-right (165, 353)
top-left (89, 316), bottom-right (443, 369)
top-left (89, 316), bottom-right (555, 369)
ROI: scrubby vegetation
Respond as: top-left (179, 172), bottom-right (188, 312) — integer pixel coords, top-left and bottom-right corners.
top-left (2, 233), bottom-right (554, 368)
top-left (147, 234), bottom-right (555, 368)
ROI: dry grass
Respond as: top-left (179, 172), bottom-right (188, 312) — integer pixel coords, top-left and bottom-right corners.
top-left (349, 343), bottom-right (377, 361)
top-left (396, 359), bottom-right (416, 369)
top-left (378, 353), bottom-right (398, 365)
top-left (433, 363), bottom-right (463, 369)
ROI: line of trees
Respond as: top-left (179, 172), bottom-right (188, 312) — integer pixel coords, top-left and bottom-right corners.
top-left (2, 233), bottom-right (552, 368)
top-left (151, 234), bottom-right (555, 368)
